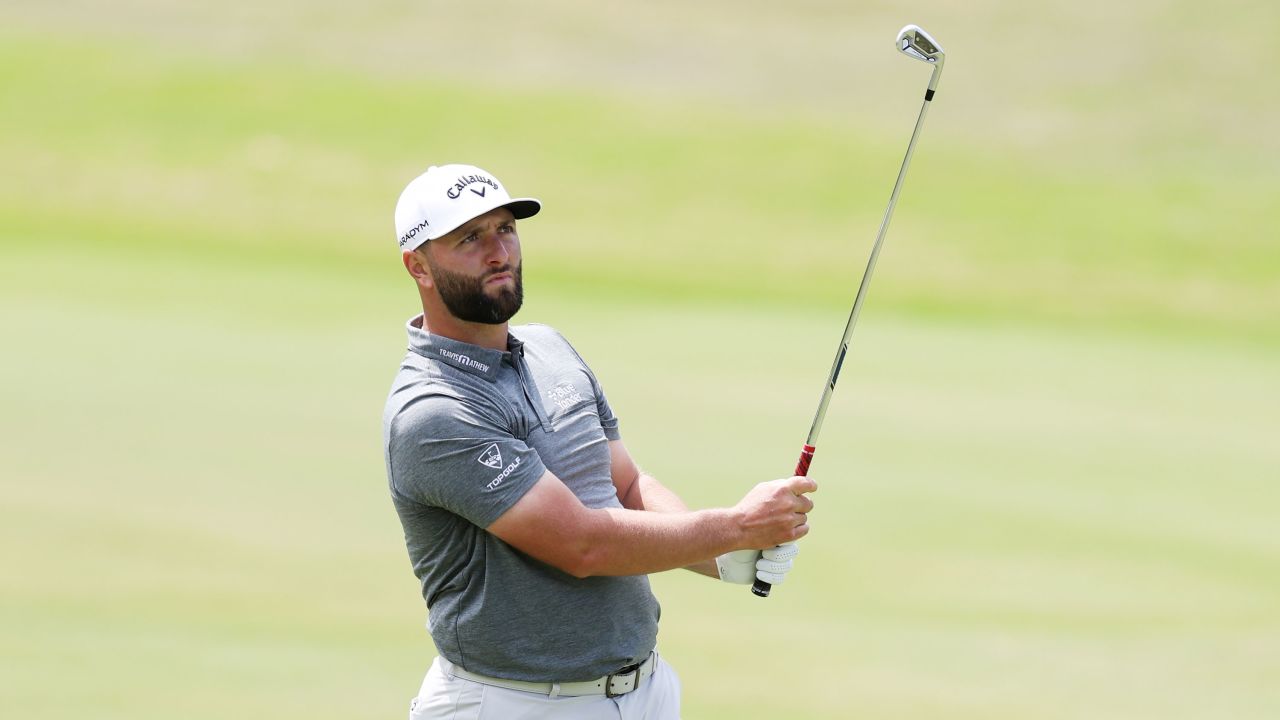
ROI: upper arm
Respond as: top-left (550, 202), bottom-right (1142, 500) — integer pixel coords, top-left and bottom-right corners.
top-left (608, 439), bottom-right (691, 514)
top-left (387, 394), bottom-right (547, 528)
top-left (487, 469), bottom-right (598, 577)
top-left (609, 439), bottom-right (643, 508)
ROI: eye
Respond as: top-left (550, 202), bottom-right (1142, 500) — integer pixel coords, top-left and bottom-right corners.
top-left (498, 223), bottom-right (514, 234)
top-left (460, 231), bottom-right (479, 244)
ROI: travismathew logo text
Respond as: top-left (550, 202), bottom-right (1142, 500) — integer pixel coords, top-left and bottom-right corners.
top-left (446, 173), bottom-right (500, 200)
top-left (438, 348), bottom-right (491, 373)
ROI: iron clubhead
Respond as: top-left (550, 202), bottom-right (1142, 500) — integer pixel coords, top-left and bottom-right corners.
top-left (897, 25), bottom-right (945, 64)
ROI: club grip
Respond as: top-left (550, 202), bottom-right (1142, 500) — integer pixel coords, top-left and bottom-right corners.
top-left (794, 444), bottom-right (816, 478)
top-left (752, 444), bottom-right (816, 598)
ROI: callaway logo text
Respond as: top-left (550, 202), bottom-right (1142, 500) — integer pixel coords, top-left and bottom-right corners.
top-left (446, 174), bottom-right (500, 200)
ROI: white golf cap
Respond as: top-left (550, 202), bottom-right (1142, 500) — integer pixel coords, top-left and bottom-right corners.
top-left (394, 164), bottom-right (541, 251)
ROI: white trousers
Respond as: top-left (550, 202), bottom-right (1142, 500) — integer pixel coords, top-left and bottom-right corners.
top-left (408, 654), bottom-right (682, 720)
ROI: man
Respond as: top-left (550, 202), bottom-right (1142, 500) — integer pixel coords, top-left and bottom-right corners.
top-left (383, 164), bottom-right (817, 719)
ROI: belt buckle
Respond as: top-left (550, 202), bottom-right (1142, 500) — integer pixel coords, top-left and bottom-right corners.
top-left (604, 661), bottom-right (642, 698)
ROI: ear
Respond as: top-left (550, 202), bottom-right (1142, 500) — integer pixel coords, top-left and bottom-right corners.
top-left (402, 248), bottom-right (435, 289)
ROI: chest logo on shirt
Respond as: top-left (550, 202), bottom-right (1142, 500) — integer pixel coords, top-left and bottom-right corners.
top-left (477, 443), bottom-right (503, 469)
top-left (547, 382), bottom-right (586, 411)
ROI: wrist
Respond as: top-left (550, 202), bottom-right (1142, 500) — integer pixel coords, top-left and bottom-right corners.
top-left (706, 505), bottom-right (750, 555)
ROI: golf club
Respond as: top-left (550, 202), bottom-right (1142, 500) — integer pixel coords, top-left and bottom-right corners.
top-left (753, 24), bottom-right (946, 598)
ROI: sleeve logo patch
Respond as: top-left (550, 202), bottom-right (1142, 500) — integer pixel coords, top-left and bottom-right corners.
top-left (477, 443), bottom-right (504, 469)
top-left (484, 456), bottom-right (522, 492)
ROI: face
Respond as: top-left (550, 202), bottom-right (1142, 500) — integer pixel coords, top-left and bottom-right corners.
top-left (416, 208), bottom-right (523, 325)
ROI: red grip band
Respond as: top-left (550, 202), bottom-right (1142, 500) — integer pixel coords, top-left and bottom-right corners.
top-left (794, 444), bottom-right (816, 476)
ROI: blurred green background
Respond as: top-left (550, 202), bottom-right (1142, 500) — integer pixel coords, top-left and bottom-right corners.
top-left (3, 1), bottom-right (1278, 718)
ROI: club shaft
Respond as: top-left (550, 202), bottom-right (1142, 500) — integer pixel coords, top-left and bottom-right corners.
top-left (751, 80), bottom-right (937, 599)
top-left (806, 88), bottom-right (934, 447)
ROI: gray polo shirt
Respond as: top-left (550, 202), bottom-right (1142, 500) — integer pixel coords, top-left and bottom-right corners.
top-left (382, 316), bottom-right (661, 682)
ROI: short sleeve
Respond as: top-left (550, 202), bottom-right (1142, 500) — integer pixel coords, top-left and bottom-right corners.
top-left (387, 394), bottom-right (547, 528)
top-left (594, 387), bottom-right (620, 440)
top-left (546, 327), bottom-right (622, 441)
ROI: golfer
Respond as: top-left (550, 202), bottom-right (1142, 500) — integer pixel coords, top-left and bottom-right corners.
top-left (383, 164), bottom-right (817, 719)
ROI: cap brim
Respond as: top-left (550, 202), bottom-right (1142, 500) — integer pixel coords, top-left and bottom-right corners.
top-left (505, 198), bottom-right (541, 220)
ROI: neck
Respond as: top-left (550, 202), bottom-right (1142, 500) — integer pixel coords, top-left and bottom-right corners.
top-left (420, 310), bottom-right (510, 351)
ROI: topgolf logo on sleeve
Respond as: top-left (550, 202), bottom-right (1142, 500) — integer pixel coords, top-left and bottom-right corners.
top-left (484, 456), bottom-right (522, 492)
top-left (478, 443), bottom-right (523, 491)
top-left (477, 444), bottom-right (503, 469)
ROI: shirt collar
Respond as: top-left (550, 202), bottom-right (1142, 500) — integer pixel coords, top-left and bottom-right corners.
top-left (405, 314), bottom-right (522, 382)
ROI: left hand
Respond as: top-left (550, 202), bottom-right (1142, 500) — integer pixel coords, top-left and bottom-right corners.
top-left (715, 543), bottom-right (800, 585)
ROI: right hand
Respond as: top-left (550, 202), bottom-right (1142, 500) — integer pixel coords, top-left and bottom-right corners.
top-left (733, 475), bottom-right (817, 549)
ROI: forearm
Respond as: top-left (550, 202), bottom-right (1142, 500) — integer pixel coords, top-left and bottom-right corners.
top-left (620, 472), bottom-right (688, 513)
top-left (490, 468), bottom-right (814, 580)
top-left (618, 472), bottom-right (720, 577)
top-left (576, 505), bottom-right (743, 578)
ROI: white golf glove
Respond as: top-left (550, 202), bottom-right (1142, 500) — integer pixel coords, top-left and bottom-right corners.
top-left (715, 543), bottom-right (800, 585)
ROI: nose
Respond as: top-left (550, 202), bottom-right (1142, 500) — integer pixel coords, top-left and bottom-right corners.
top-left (483, 232), bottom-right (513, 266)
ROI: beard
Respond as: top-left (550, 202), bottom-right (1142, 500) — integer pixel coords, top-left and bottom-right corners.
top-left (428, 260), bottom-right (524, 325)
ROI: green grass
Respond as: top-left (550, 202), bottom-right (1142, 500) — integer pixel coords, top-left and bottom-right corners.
top-left (2, 2), bottom-right (1279, 717)
top-left (2, 29), bottom-right (1277, 344)
top-left (4, 240), bottom-right (1278, 718)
